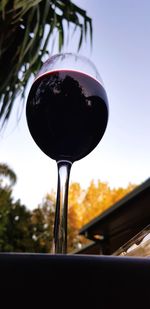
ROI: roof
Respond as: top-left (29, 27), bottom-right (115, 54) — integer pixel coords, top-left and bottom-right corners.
top-left (78, 178), bottom-right (150, 254)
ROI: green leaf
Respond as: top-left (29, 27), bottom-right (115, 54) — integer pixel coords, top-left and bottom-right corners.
top-left (0, 0), bottom-right (8, 19)
top-left (19, 7), bottom-right (40, 64)
top-left (78, 24), bottom-right (83, 51)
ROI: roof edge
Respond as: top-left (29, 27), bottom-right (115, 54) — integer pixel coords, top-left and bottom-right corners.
top-left (79, 178), bottom-right (150, 234)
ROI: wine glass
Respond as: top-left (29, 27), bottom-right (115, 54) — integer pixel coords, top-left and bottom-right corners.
top-left (26, 53), bottom-right (109, 254)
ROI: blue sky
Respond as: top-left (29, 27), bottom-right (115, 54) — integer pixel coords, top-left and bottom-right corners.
top-left (0, 0), bottom-right (150, 209)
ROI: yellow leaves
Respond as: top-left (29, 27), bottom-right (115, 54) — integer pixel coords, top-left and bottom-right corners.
top-left (81, 180), bottom-right (111, 226)
top-left (68, 182), bottom-right (85, 229)
top-left (45, 180), bottom-right (137, 232)
top-left (43, 180), bottom-right (137, 252)
top-left (68, 180), bottom-right (137, 229)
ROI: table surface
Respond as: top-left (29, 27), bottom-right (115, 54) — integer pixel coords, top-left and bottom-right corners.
top-left (0, 253), bottom-right (149, 308)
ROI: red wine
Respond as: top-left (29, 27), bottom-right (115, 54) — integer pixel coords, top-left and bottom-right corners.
top-left (26, 70), bottom-right (108, 162)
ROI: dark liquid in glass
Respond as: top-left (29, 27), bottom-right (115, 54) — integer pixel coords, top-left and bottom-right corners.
top-left (26, 69), bottom-right (109, 162)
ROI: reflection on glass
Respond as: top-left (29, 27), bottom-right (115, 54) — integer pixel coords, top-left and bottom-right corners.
top-left (113, 225), bottom-right (150, 257)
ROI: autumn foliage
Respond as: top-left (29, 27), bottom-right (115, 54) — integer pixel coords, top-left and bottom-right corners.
top-left (38, 180), bottom-right (137, 252)
top-left (68, 180), bottom-right (136, 230)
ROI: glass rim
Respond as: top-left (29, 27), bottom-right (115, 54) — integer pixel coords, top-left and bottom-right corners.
top-left (35, 52), bottom-right (104, 87)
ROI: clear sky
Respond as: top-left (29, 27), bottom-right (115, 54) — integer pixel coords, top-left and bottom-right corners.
top-left (0, 0), bottom-right (150, 209)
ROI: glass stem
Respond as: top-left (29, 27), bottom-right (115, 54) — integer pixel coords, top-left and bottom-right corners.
top-left (52, 160), bottom-right (72, 254)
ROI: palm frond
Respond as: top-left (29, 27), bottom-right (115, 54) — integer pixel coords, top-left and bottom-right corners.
top-left (0, 0), bottom-right (93, 127)
top-left (0, 163), bottom-right (17, 186)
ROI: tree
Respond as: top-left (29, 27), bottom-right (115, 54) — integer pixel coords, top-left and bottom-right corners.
top-left (0, 163), bottom-right (17, 187)
top-left (68, 180), bottom-right (137, 229)
top-left (0, 162), bottom-right (53, 252)
top-left (41, 181), bottom-right (137, 252)
top-left (0, 165), bottom-right (33, 252)
top-left (31, 194), bottom-right (56, 253)
top-left (0, 0), bottom-right (92, 127)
